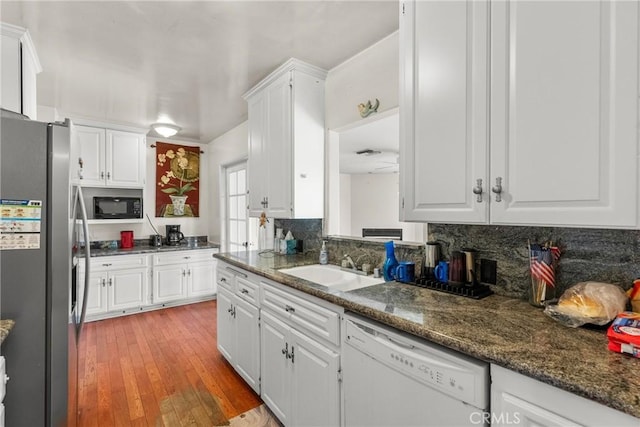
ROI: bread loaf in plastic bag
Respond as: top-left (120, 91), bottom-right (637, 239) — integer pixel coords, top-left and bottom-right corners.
top-left (544, 282), bottom-right (628, 327)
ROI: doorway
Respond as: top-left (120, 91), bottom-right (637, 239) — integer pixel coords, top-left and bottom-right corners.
top-left (223, 161), bottom-right (257, 252)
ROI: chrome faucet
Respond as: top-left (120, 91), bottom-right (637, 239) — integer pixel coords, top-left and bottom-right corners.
top-left (343, 254), bottom-right (357, 270)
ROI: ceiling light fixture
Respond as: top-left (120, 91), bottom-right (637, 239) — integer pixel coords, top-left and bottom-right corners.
top-left (151, 123), bottom-right (181, 138)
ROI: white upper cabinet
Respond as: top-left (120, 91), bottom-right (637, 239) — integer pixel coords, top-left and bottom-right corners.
top-left (400, 0), bottom-right (639, 228)
top-left (400, 0), bottom-right (489, 224)
top-left (489, 0), bottom-right (639, 227)
top-left (0, 23), bottom-right (41, 119)
top-left (71, 124), bottom-right (146, 188)
top-left (244, 58), bottom-right (326, 219)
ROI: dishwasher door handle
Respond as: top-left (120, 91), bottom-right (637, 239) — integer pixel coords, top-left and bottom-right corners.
top-left (387, 336), bottom-right (416, 350)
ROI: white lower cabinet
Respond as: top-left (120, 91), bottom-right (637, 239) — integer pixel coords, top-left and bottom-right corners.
top-left (79, 255), bottom-right (149, 318)
top-left (80, 248), bottom-right (218, 321)
top-left (215, 262), bottom-right (342, 427)
top-left (260, 311), bottom-right (340, 427)
top-left (491, 364), bottom-right (639, 427)
top-left (215, 266), bottom-right (261, 394)
top-left (152, 249), bottom-right (217, 304)
top-left (260, 281), bottom-right (341, 427)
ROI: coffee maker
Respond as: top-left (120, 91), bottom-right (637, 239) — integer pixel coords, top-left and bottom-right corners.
top-left (165, 224), bottom-right (185, 246)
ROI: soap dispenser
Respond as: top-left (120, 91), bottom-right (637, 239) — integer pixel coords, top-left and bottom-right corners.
top-left (319, 240), bottom-right (329, 265)
top-left (382, 240), bottom-right (399, 281)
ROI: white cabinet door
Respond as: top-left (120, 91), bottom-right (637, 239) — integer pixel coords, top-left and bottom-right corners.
top-left (489, 0), bottom-right (639, 227)
top-left (290, 328), bottom-right (340, 427)
top-left (244, 59), bottom-right (325, 219)
top-left (0, 32), bottom-right (21, 114)
top-left (234, 297), bottom-right (260, 394)
top-left (216, 287), bottom-right (235, 362)
top-left (264, 73), bottom-right (293, 219)
top-left (81, 270), bottom-right (108, 316)
top-left (400, 0), bottom-right (489, 224)
top-left (247, 92), bottom-right (267, 217)
top-left (0, 24), bottom-right (41, 118)
top-left (260, 311), bottom-right (290, 425)
top-left (73, 125), bottom-right (106, 186)
top-left (400, 0), bottom-right (639, 229)
top-left (153, 264), bottom-right (187, 303)
top-left (108, 267), bottom-right (147, 311)
top-left (187, 261), bottom-right (215, 297)
top-left (106, 130), bottom-right (146, 188)
top-left (491, 364), bottom-right (639, 427)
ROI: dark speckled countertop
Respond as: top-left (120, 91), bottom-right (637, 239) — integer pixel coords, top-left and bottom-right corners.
top-left (0, 319), bottom-right (15, 344)
top-left (215, 250), bottom-right (640, 419)
top-left (85, 241), bottom-right (220, 257)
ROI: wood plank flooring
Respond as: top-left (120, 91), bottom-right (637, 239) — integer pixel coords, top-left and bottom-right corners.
top-left (77, 300), bottom-right (263, 426)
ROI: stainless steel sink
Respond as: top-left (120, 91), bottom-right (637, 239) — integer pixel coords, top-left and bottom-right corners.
top-left (279, 264), bottom-right (385, 291)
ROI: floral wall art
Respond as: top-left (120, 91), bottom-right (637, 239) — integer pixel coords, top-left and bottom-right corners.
top-left (155, 142), bottom-right (200, 217)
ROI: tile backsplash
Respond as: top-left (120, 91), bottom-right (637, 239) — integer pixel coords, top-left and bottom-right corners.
top-left (429, 224), bottom-right (639, 298)
top-left (285, 219), bottom-right (638, 300)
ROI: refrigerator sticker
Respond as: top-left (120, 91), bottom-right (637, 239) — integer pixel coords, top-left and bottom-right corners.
top-left (0, 199), bottom-right (42, 250)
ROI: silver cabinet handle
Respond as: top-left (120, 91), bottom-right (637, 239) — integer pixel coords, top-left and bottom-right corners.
top-left (220, 277), bottom-right (227, 283)
top-left (492, 177), bottom-right (503, 202)
top-left (472, 179), bottom-right (483, 203)
top-left (187, 269), bottom-right (191, 276)
top-left (102, 263), bottom-right (112, 267)
top-left (240, 288), bottom-right (249, 294)
top-left (282, 342), bottom-right (289, 357)
top-left (106, 172), bottom-right (111, 179)
top-left (285, 305), bottom-right (295, 313)
top-left (184, 256), bottom-right (191, 259)
top-left (108, 278), bottom-right (113, 287)
top-left (102, 279), bottom-right (106, 288)
top-left (182, 269), bottom-right (186, 277)
top-left (100, 171), bottom-right (105, 179)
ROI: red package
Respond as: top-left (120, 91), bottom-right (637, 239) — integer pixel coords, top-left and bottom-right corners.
top-left (607, 311), bottom-right (640, 358)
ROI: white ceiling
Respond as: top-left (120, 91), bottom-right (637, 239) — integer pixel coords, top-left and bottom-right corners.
top-left (338, 110), bottom-right (398, 174)
top-left (1, 0), bottom-right (399, 142)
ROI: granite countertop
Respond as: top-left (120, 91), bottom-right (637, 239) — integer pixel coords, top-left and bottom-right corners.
top-left (86, 241), bottom-right (220, 257)
top-left (215, 250), bottom-right (640, 419)
top-left (0, 319), bottom-right (15, 345)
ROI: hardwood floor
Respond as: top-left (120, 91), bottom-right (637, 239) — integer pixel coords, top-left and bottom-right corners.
top-left (77, 300), bottom-right (263, 426)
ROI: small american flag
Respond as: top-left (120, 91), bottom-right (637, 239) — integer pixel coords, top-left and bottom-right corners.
top-left (530, 244), bottom-right (560, 287)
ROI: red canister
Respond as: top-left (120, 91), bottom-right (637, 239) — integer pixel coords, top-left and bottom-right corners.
top-left (120, 230), bottom-right (134, 249)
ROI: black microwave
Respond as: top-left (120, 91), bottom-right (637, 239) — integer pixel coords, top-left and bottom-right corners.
top-left (94, 197), bottom-right (143, 219)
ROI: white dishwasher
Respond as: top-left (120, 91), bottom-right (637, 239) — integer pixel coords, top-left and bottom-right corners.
top-left (343, 313), bottom-right (489, 427)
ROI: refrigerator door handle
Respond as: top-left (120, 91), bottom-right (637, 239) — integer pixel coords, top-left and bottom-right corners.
top-left (74, 186), bottom-right (91, 340)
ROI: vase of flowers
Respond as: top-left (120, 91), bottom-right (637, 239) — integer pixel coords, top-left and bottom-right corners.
top-left (169, 194), bottom-right (188, 216)
top-left (157, 147), bottom-right (199, 216)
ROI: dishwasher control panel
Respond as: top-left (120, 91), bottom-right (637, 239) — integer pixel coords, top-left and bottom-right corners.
top-left (345, 315), bottom-right (489, 409)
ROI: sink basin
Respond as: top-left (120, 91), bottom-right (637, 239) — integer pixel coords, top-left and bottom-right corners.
top-left (279, 264), bottom-right (385, 292)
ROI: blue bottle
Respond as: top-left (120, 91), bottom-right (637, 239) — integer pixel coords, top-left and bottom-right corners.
top-left (383, 241), bottom-right (399, 281)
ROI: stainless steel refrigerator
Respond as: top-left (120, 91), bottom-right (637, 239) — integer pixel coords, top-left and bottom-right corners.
top-left (0, 108), bottom-right (90, 426)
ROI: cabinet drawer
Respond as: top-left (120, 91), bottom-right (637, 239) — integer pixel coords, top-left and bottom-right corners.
top-left (261, 283), bottom-right (340, 346)
top-left (236, 276), bottom-right (259, 306)
top-left (216, 268), bottom-right (235, 293)
top-left (153, 249), bottom-right (215, 266)
top-left (89, 254), bottom-right (148, 271)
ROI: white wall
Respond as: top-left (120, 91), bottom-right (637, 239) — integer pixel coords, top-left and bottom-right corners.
top-left (348, 173), bottom-right (422, 242)
top-left (86, 136), bottom-right (211, 242)
top-left (324, 31), bottom-right (426, 241)
top-left (325, 31), bottom-right (399, 129)
top-left (339, 173), bottom-right (352, 236)
top-left (207, 121), bottom-right (249, 245)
